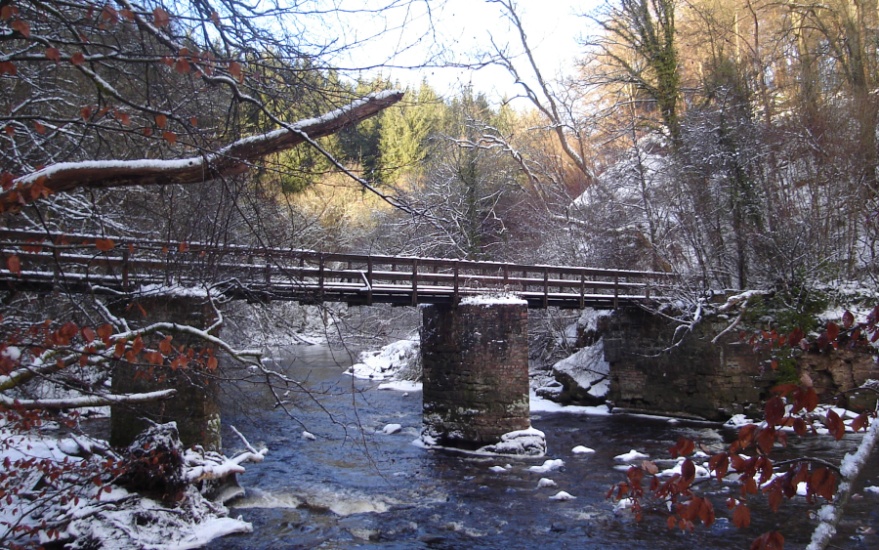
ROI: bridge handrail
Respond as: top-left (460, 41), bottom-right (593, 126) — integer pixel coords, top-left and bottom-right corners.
top-left (0, 229), bottom-right (678, 308)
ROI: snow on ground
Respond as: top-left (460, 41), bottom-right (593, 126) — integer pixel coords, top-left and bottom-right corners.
top-left (347, 337), bottom-right (420, 382)
top-left (530, 390), bottom-right (611, 415)
top-left (0, 420), bottom-right (260, 549)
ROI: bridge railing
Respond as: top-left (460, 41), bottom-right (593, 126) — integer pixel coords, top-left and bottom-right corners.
top-left (0, 229), bottom-right (677, 308)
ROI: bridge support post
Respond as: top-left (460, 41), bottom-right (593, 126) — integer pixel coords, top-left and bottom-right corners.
top-left (420, 299), bottom-right (531, 450)
top-left (109, 296), bottom-right (222, 452)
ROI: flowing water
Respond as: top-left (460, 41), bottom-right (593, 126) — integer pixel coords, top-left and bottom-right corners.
top-left (212, 346), bottom-right (879, 549)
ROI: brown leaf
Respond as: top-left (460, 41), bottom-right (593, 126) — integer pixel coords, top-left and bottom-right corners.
top-left (764, 396), bottom-right (785, 426)
top-left (6, 255), bottom-right (21, 276)
top-left (0, 5), bottom-right (18, 20)
top-left (162, 131), bottom-right (177, 144)
top-left (709, 452), bottom-right (729, 480)
top-left (842, 310), bottom-right (855, 329)
top-left (810, 467), bottom-right (836, 501)
top-left (826, 322), bottom-right (839, 342)
top-left (681, 458), bottom-right (696, 485)
top-left (11, 19), bottom-right (30, 38)
top-left (101, 5), bottom-right (119, 24)
top-left (159, 336), bottom-right (173, 356)
top-left (0, 61), bottom-right (15, 75)
top-left (155, 114), bottom-right (168, 128)
top-left (732, 503), bottom-right (750, 528)
top-left (641, 460), bottom-right (659, 475)
top-left (70, 52), bottom-right (85, 66)
top-left (174, 57), bottom-right (190, 74)
top-left (45, 48), bottom-right (61, 62)
top-left (81, 106), bottom-right (92, 120)
top-left (94, 238), bottom-right (115, 252)
top-left (850, 412), bottom-right (869, 433)
top-left (153, 7), bottom-right (171, 27)
top-left (751, 531), bottom-right (785, 550)
top-left (803, 387), bottom-right (819, 412)
top-left (825, 409), bottom-right (846, 441)
top-left (229, 61), bottom-right (243, 82)
top-left (81, 327), bottom-right (96, 344)
top-left (97, 324), bottom-right (114, 344)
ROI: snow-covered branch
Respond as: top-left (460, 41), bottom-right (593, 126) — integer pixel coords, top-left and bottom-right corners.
top-left (1, 91), bottom-right (404, 212)
top-left (0, 389), bottom-right (177, 410)
top-left (806, 402), bottom-right (879, 549)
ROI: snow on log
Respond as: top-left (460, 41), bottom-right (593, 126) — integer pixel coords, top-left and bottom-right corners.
top-left (0, 91), bottom-right (404, 211)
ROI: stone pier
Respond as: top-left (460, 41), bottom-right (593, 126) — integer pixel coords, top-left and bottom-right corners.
top-left (110, 295), bottom-right (222, 451)
top-left (420, 299), bottom-right (531, 449)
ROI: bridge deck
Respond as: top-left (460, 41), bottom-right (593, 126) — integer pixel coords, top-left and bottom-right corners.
top-left (0, 230), bottom-right (676, 309)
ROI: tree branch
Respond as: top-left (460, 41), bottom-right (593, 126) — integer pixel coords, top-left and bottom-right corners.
top-left (0, 91), bottom-right (404, 212)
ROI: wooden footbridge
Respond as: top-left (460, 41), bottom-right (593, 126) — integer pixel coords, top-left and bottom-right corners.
top-left (0, 229), bottom-right (674, 310)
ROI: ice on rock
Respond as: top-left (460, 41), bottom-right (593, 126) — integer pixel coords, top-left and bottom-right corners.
top-left (302, 431), bottom-right (316, 441)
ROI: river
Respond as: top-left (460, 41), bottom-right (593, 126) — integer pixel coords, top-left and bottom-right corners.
top-left (212, 346), bottom-right (879, 549)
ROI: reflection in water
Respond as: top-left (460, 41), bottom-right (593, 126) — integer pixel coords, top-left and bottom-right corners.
top-left (213, 346), bottom-right (879, 549)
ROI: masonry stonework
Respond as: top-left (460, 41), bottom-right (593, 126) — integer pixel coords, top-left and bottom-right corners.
top-left (421, 302), bottom-right (531, 449)
top-left (603, 308), bottom-right (879, 420)
top-left (110, 296), bottom-right (222, 451)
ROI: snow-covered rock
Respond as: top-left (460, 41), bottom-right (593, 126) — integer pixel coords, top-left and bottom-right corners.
top-left (572, 445), bottom-right (595, 454)
top-left (382, 423), bottom-right (402, 435)
top-left (347, 337), bottom-right (421, 382)
top-left (478, 427), bottom-right (547, 456)
top-left (528, 458), bottom-right (565, 473)
top-left (548, 491), bottom-right (577, 501)
top-left (614, 449), bottom-right (649, 462)
top-left (551, 339), bottom-right (610, 405)
top-left (537, 478), bottom-right (558, 488)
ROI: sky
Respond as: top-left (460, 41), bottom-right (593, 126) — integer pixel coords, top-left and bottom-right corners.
top-left (325, 0), bottom-right (602, 104)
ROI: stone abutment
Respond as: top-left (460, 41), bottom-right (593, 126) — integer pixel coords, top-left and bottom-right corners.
top-left (110, 295), bottom-right (222, 451)
top-left (420, 301), bottom-right (531, 449)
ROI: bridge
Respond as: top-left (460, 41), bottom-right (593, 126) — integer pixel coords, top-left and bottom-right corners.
top-left (0, 229), bottom-right (673, 310)
top-left (0, 228), bottom-right (675, 453)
